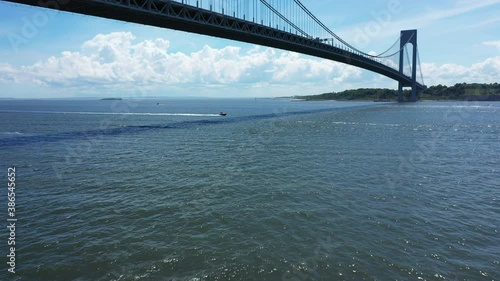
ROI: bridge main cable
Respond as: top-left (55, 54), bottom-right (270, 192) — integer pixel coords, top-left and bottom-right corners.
top-left (292, 0), bottom-right (398, 59)
top-left (259, 0), bottom-right (310, 38)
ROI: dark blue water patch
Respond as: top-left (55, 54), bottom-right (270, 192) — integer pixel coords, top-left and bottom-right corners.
top-left (0, 125), bottom-right (170, 147)
top-left (0, 104), bottom-right (380, 147)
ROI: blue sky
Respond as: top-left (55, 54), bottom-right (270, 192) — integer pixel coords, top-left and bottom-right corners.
top-left (0, 0), bottom-right (499, 98)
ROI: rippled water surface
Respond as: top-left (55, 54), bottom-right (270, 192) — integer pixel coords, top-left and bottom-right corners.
top-left (0, 99), bottom-right (499, 281)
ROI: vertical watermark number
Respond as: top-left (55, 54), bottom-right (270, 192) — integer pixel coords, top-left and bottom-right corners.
top-left (7, 167), bottom-right (16, 274)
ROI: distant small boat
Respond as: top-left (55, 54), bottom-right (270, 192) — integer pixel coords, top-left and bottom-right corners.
top-left (157, 102), bottom-right (160, 105)
top-left (219, 112), bottom-right (227, 116)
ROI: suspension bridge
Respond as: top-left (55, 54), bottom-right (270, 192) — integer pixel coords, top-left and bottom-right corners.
top-left (5, 0), bottom-right (426, 101)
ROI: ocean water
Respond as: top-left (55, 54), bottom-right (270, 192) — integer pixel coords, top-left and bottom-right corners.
top-left (0, 99), bottom-right (498, 281)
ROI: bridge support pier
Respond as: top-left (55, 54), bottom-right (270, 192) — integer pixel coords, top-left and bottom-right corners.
top-left (398, 29), bottom-right (418, 102)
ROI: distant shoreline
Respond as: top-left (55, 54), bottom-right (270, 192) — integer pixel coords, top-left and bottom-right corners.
top-left (272, 97), bottom-right (306, 101)
top-left (294, 83), bottom-right (499, 102)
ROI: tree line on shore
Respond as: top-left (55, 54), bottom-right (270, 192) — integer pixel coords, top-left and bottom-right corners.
top-left (297, 83), bottom-right (500, 101)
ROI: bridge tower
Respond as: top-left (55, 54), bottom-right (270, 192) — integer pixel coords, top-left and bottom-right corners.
top-left (398, 29), bottom-right (418, 102)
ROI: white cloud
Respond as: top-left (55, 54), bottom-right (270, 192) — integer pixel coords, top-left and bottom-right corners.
top-left (0, 63), bottom-right (19, 83)
top-left (0, 32), bottom-right (362, 97)
top-left (337, 0), bottom-right (500, 45)
top-left (416, 0), bottom-right (500, 26)
top-left (483, 40), bottom-right (500, 51)
top-left (466, 18), bottom-right (500, 29)
top-left (0, 32), bottom-right (498, 98)
top-left (421, 56), bottom-right (500, 86)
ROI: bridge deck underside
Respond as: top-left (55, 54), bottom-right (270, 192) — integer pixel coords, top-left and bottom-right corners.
top-left (5, 0), bottom-right (424, 90)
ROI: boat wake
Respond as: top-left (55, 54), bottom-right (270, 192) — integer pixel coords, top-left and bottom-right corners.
top-left (0, 110), bottom-right (221, 117)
